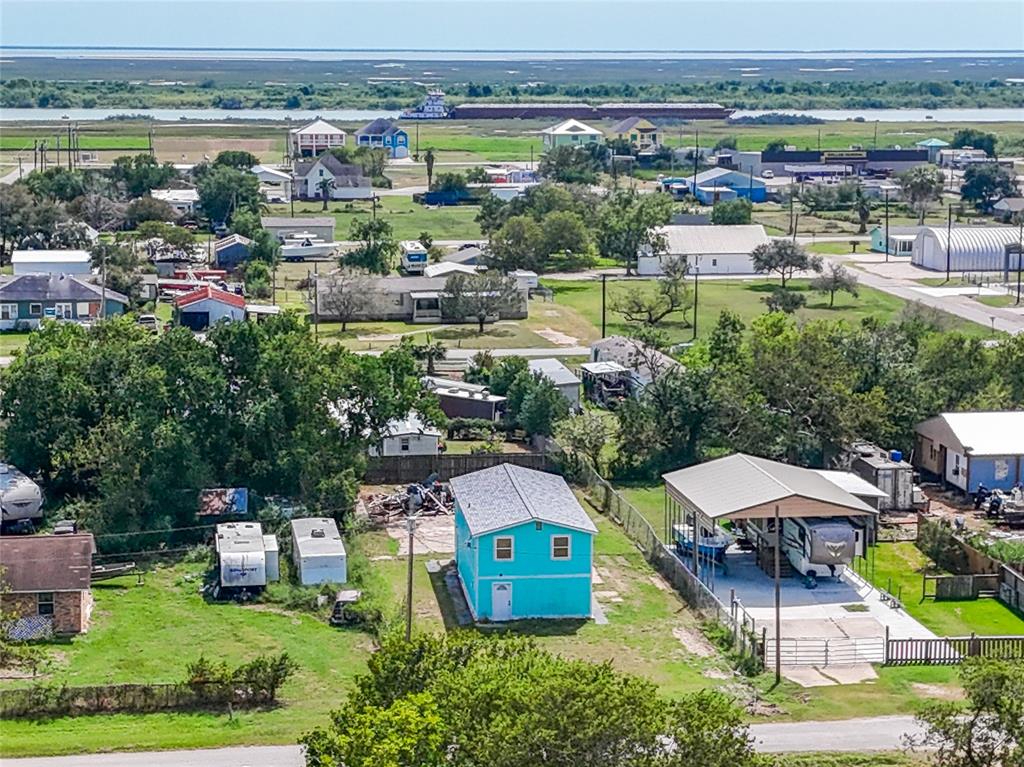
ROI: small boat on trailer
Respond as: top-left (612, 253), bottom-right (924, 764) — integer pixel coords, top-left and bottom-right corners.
top-left (672, 521), bottom-right (734, 565)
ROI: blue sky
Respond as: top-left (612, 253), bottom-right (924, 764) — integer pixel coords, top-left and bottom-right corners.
top-left (2, 1), bottom-right (1023, 52)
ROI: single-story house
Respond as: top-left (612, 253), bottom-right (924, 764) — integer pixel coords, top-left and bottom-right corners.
top-left (0, 533), bottom-right (95, 638)
top-left (452, 464), bottom-right (597, 621)
top-left (869, 225), bottom-right (922, 257)
top-left (261, 216), bottom-right (336, 243)
top-left (316, 274), bottom-right (529, 324)
top-left (369, 412), bottom-right (442, 457)
top-left (911, 226), bottom-right (1022, 272)
top-left (666, 168), bottom-right (767, 204)
top-left (355, 118), bottom-right (409, 159)
top-left (174, 284), bottom-right (246, 330)
top-left (0, 274), bottom-right (128, 329)
top-left (213, 234), bottom-right (253, 270)
top-left (540, 119), bottom-right (604, 151)
top-left (423, 262), bottom-right (479, 279)
top-left (590, 336), bottom-right (679, 393)
top-left (289, 118), bottom-right (346, 157)
top-left (151, 188), bottom-right (200, 216)
top-left (528, 358), bottom-right (581, 411)
top-left (251, 164), bottom-right (294, 202)
top-left (610, 116), bottom-right (659, 151)
top-left (292, 154), bottom-right (372, 201)
top-left (914, 411), bottom-right (1024, 492)
top-left (637, 224), bottom-right (770, 276)
top-left (993, 197), bottom-right (1024, 221)
top-left (12, 249), bottom-right (92, 277)
top-left (291, 517), bottom-right (347, 585)
top-left (482, 166), bottom-right (537, 185)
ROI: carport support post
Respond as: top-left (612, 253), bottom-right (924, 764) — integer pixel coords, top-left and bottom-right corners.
top-left (405, 515), bottom-right (416, 642)
top-left (774, 503), bottom-right (781, 685)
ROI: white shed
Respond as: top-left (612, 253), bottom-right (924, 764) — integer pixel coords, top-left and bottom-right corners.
top-left (370, 413), bottom-right (442, 457)
top-left (528, 358), bottom-right (581, 411)
top-left (12, 249), bottom-right (92, 277)
top-left (291, 517), bottom-right (348, 585)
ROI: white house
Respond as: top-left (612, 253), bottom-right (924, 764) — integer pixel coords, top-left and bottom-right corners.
top-left (369, 413), bottom-right (441, 457)
top-left (151, 188), bottom-right (200, 216)
top-left (292, 154), bottom-right (372, 201)
top-left (540, 119), bottom-right (604, 151)
top-left (911, 226), bottom-right (1022, 272)
top-left (637, 224), bottom-right (770, 276)
top-left (12, 249), bottom-right (92, 277)
top-left (289, 118), bottom-right (346, 158)
top-left (290, 517), bottom-right (347, 585)
top-left (251, 164), bottom-right (293, 202)
top-left (528, 358), bottom-right (581, 411)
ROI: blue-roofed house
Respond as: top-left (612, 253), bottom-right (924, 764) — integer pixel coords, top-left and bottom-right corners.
top-left (355, 118), bottom-right (409, 159)
top-left (661, 167), bottom-right (767, 204)
top-left (451, 464), bottom-right (596, 622)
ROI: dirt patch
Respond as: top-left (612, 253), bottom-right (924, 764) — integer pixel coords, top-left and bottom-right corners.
top-left (533, 327), bottom-right (579, 346)
top-left (746, 699), bottom-right (786, 717)
top-left (154, 137), bottom-right (277, 164)
top-left (672, 624), bottom-right (717, 658)
top-left (912, 682), bottom-right (965, 700)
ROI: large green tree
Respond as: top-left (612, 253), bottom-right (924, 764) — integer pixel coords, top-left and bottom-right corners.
top-left (899, 165), bottom-right (946, 224)
top-left (345, 218), bottom-right (399, 275)
top-left (960, 164), bottom-right (1017, 211)
top-left (197, 164), bottom-right (261, 224)
top-left (595, 189), bottom-right (674, 273)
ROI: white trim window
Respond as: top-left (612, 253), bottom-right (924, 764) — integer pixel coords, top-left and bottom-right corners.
top-left (494, 536), bottom-right (514, 562)
top-left (28, 303), bottom-right (42, 316)
top-left (54, 302), bottom-right (73, 319)
top-left (551, 535), bottom-right (571, 560)
top-left (0, 304), bottom-right (18, 321)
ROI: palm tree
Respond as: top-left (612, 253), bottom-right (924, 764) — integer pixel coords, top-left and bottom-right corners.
top-left (411, 334), bottom-right (447, 375)
top-left (899, 166), bottom-right (945, 224)
top-left (424, 148), bottom-right (436, 190)
top-left (854, 188), bottom-right (871, 234)
top-left (317, 178), bottom-right (335, 211)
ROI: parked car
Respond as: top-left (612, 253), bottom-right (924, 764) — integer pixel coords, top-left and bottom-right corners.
top-left (762, 169), bottom-right (775, 179)
top-left (136, 314), bottom-right (159, 332)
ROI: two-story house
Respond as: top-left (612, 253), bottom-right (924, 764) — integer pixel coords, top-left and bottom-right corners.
top-left (289, 118), bottom-right (347, 158)
top-left (0, 274), bottom-right (128, 330)
top-left (450, 464), bottom-right (597, 622)
top-left (355, 118), bottom-right (409, 159)
top-left (292, 154), bottom-right (372, 200)
top-left (610, 116), bottom-right (660, 151)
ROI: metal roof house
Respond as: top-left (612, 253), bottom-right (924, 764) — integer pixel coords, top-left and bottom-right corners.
top-left (590, 335), bottom-right (680, 392)
top-left (637, 224), bottom-right (770, 276)
top-left (668, 167), bottom-right (768, 204)
top-left (0, 533), bottom-right (95, 638)
top-left (451, 464), bottom-right (597, 622)
top-left (0, 274), bottom-right (128, 330)
top-left (173, 285), bottom-right (246, 330)
top-left (914, 411), bottom-right (1024, 492)
top-left (869, 225), bottom-right (922, 257)
top-left (12, 249), bottom-right (92, 277)
top-left (292, 154), bottom-right (371, 201)
top-left (540, 119), bottom-right (604, 151)
top-left (213, 234), bottom-right (253, 270)
top-left (291, 517), bottom-right (347, 586)
top-left (911, 226), bottom-right (1022, 272)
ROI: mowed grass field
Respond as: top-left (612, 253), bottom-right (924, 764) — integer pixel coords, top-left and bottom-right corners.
top-left (268, 198), bottom-right (483, 241)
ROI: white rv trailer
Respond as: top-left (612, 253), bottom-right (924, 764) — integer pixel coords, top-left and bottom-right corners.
top-left (215, 522), bottom-right (279, 589)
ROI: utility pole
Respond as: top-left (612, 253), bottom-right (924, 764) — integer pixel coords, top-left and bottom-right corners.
top-left (415, 122), bottom-right (419, 161)
top-left (600, 273), bottom-right (607, 338)
top-left (873, 121), bottom-right (878, 149)
top-left (100, 247), bottom-right (107, 320)
top-left (692, 128), bottom-right (699, 181)
top-left (314, 260), bottom-right (320, 338)
top-left (17, 156), bottom-right (23, 180)
top-left (691, 261), bottom-right (700, 341)
top-left (817, 129), bottom-right (821, 151)
top-left (1017, 215), bottom-right (1023, 306)
top-left (405, 514), bottom-right (416, 642)
top-left (530, 144), bottom-right (534, 172)
top-left (67, 121), bottom-right (73, 171)
top-left (884, 189), bottom-right (890, 264)
top-left (773, 503), bottom-right (781, 686)
top-left (945, 204), bottom-right (952, 283)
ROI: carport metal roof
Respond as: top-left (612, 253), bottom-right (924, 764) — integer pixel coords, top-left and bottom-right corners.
top-left (662, 453), bottom-right (877, 521)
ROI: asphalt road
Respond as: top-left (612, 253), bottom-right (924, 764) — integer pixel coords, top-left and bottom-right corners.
top-left (6, 715), bottom-right (929, 764)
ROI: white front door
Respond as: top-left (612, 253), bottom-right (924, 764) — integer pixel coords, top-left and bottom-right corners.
top-left (491, 582), bottom-right (512, 621)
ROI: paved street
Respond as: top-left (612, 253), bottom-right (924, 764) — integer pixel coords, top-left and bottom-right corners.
top-left (6, 715), bottom-right (929, 764)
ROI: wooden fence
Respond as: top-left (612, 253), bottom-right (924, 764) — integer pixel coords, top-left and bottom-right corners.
top-left (885, 633), bottom-right (1024, 666)
top-left (364, 452), bottom-right (549, 484)
top-left (923, 573), bottom-right (1002, 600)
top-left (1000, 565), bottom-right (1024, 612)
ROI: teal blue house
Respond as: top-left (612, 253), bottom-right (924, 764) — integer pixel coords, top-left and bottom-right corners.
top-left (355, 118), bottom-right (409, 159)
top-left (451, 464), bottom-right (596, 622)
top-left (0, 274), bottom-right (128, 330)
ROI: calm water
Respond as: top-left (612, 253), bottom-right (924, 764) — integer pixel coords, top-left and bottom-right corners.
top-left (1, 107), bottom-right (1019, 124)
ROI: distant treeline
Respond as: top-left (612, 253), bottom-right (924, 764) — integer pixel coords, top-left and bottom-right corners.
top-left (2, 77), bottom-right (1022, 111)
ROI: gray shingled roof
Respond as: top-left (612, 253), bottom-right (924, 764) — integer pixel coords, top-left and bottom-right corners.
top-left (356, 118), bottom-right (397, 136)
top-left (293, 154), bottom-right (365, 180)
top-left (0, 274), bottom-right (128, 305)
top-left (450, 464), bottom-right (597, 537)
top-left (662, 454), bottom-right (876, 520)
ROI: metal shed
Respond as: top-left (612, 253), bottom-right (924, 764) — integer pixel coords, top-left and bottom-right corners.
top-left (911, 226), bottom-right (1022, 273)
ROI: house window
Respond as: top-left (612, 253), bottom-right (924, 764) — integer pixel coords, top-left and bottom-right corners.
top-left (494, 536), bottom-right (514, 561)
top-left (0, 304), bottom-right (18, 320)
top-left (400, 437), bottom-right (411, 452)
top-left (37, 592), bottom-right (54, 616)
top-left (54, 302), bottom-right (73, 319)
top-left (711, 258), bottom-right (718, 267)
top-left (551, 535), bottom-right (571, 560)
top-left (29, 303), bottom-right (42, 316)
top-left (534, 521), bottom-right (543, 531)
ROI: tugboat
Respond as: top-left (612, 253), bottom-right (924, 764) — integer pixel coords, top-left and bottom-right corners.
top-left (401, 89), bottom-right (448, 120)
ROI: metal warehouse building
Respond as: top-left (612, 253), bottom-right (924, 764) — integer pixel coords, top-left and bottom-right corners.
top-left (914, 411), bottom-right (1024, 493)
top-left (911, 226), bottom-right (1022, 273)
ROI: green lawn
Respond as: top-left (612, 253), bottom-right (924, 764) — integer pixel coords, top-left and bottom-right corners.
top-left (0, 135), bottom-right (152, 151)
top-left (268, 197), bottom-right (483, 241)
top-left (0, 331), bottom-right (31, 356)
top-left (859, 542), bottom-right (1024, 637)
top-left (0, 559), bottom-right (376, 758)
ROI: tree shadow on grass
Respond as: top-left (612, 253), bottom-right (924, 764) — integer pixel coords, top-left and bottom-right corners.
top-left (432, 326), bottom-right (517, 341)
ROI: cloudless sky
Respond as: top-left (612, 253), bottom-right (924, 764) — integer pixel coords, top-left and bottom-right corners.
top-left (2, 0), bottom-right (1023, 53)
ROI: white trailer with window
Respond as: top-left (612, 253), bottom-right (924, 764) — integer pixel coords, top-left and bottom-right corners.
top-left (291, 517), bottom-right (348, 585)
top-left (215, 522), bottom-right (279, 589)
top-left (400, 241), bottom-right (429, 274)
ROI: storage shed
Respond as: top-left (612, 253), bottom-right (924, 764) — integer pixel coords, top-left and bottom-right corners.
top-left (291, 517), bottom-right (348, 586)
top-left (914, 411), bottom-right (1024, 492)
top-left (213, 234), bottom-right (253, 270)
top-left (528, 358), bottom-right (581, 411)
top-left (911, 226), bottom-right (1022, 273)
top-left (174, 285), bottom-right (246, 330)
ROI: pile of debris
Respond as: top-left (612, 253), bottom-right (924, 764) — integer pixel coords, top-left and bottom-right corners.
top-left (364, 475), bottom-right (454, 523)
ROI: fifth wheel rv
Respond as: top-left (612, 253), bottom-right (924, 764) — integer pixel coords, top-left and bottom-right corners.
top-left (745, 516), bottom-right (866, 580)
